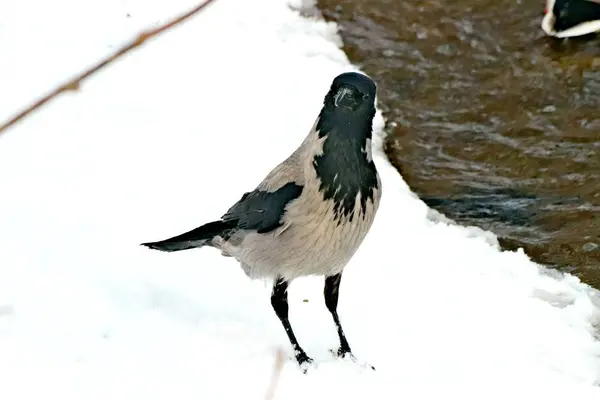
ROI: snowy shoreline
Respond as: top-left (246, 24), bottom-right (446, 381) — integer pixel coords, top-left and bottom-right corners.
top-left (0, 0), bottom-right (599, 398)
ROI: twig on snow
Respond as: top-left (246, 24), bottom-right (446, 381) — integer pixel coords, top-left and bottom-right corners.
top-left (264, 347), bottom-right (285, 400)
top-left (0, 0), bottom-right (218, 137)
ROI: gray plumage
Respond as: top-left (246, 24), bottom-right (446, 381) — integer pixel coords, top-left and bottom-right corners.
top-left (142, 72), bottom-right (381, 371)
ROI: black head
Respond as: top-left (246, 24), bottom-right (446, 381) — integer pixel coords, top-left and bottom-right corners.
top-left (316, 72), bottom-right (377, 141)
top-left (324, 72), bottom-right (377, 114)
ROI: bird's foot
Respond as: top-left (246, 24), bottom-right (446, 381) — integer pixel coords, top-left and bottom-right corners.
top-left (329, 346), bottom-right (357, 362)
top-left (329, 347), bottom-right (375, 371)
top-left (294, 349), bottom-right (314, 374)
top-left (334, 345), bottom-right (354, 359)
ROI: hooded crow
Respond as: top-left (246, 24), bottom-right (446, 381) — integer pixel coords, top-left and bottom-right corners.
top-left (142, 71), bottom-right (381, 371)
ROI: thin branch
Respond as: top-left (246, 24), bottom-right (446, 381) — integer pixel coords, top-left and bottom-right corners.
top-left (0, 0), bottom-right (218, 136)
top-left (264, 348), bottom-right (285, 400)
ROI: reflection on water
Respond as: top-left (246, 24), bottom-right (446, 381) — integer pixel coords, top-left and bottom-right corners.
top-left (317, 0), bottom-right (600, 288)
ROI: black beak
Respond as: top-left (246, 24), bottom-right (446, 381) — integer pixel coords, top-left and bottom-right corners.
top-left (334, 86), bottom-right (358, 109)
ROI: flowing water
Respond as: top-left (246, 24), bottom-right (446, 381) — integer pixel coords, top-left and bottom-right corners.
top-left (316, 0), bottom-right (600, 288)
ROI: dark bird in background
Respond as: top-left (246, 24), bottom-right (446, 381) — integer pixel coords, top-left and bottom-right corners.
top-left (542, 0), bottom-right (600, 38)
top-left (141, 72), bottom-right (382, 371)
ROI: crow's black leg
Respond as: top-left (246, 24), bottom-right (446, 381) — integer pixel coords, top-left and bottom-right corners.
top-left (271, 277), bottom-right (313, 368)
top-left (324, 272), bottom-right (353, 358)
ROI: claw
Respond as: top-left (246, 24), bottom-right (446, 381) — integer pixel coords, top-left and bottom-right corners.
top-left (328, 348), bottom-right (375, 371)
top-left (329, 346), bottom-right (355, 360)
top-left (294, 350), bottom-right (314, 373)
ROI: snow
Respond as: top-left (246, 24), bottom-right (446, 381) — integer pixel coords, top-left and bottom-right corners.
top-left (1, 0), bottom-right (600, 398)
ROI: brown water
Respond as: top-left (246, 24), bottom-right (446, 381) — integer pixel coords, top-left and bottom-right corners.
top-left (316, 0), bottom-right (600, 288)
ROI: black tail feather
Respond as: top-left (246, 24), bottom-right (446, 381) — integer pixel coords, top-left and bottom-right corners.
top-left (141, 220), bottom-right (235, 252)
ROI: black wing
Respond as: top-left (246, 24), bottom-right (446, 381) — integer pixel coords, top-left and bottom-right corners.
top-left (222, 182), bottom-right (303, 234)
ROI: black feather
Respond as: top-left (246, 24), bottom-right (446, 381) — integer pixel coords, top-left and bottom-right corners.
top-left (222, 182), bottom-right (303, 234)
top-left (141, 220), bottom-right (236, 252)
top-left (141, 182), bottom-right (303, 252)
top-left (312, 72), bottom-right (379, 221)
top-left (553, 0), bottom-right (600, 32)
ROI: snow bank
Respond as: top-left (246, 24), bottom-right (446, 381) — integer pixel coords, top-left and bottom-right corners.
top-left (0, 0), bottom-right (599, 398)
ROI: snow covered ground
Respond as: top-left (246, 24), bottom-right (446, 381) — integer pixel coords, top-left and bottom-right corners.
top-left (1, 0), bottom-right (600, 398)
